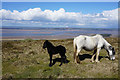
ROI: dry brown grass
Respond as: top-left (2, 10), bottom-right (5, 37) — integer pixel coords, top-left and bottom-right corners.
top-left (2, 37), bottom-right (118, 78)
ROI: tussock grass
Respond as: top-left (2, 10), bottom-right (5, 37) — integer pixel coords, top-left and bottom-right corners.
top-left (2, 37), bottom-right (118, 78)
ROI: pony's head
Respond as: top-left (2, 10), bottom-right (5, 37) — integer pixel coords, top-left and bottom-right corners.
top-left (107, 46), bottom-right (115, 60)
top-left (43, 40), bottom-right (49, 49)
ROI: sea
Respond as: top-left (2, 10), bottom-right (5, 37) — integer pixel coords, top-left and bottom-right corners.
top-left (1, 27), bottom-right (118, 40)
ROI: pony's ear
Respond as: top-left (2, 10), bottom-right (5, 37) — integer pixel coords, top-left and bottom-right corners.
top-left (112, 47), bottom-right (115, 55)
top-left (112, 47), bottom-right (115, 50)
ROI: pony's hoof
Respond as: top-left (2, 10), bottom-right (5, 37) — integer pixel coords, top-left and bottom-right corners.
top-left (74, 61), bottom-right (81, 64)
top-left (91, 60), bottom-right (95, 63)
top-left (95, 60), bottom-right (100, 63)
top-left (77, 61), bottom-right (81, 64)
top-left (76, 62), bottom-right (82, 65)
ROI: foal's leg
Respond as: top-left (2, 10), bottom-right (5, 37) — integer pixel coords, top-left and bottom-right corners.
top-left (91, 49), bottom-right (97, 62)
top-left (49, 54), bottom-right (53, 67)
top-left (95, 48), bottom-right (101, 63)
top-left (64, 55), bottom-right (67, 63)
top-left (59, 56), bottom-right (63, 66)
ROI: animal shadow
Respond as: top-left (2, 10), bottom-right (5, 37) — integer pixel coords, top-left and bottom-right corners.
top-left (78, 54), bottom-right (92, 61)
top-left (98, 56), bottom-right (109, 61)
top-left (52, 58), bottom-right (70, 66)
top-left (78, 54), bottom-right (109, 61)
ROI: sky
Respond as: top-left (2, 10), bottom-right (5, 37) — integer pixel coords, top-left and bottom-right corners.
top-left (0, 2), bottom-right (118, 28)
top-left (1, 0), bottom-right (119, 2)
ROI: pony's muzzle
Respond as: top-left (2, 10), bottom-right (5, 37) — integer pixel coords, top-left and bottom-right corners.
top-left (111, 58), bottom-right (115, 61)
top-left (112, 57), bottom-right (115, 61)
top-left (110, 56), bottom-right (115, 61)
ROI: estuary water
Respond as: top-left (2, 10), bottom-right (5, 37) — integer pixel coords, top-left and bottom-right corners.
top-left (1, 28), bottom-right (118, 40)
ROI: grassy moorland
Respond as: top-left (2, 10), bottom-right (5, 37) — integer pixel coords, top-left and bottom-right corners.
top-left (2, 37), bottom-right (118, 78)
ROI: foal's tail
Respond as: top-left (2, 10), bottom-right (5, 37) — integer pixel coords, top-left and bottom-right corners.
top-left (73, 39), bottom-right (77, 60)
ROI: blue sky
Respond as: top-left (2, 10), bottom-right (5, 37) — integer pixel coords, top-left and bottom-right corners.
top-left (3, 2), bottom-right (118, 14)
top-left (2, 0), bottom-right (119, 2)
top-left (1, 2), bottom-right (118, 28)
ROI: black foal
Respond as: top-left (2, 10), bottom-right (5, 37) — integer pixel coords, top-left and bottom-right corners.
top-left (43, 40), bottom-right (67, 67)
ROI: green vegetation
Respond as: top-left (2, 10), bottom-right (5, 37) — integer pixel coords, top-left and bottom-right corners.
top-left (2, 37), bottom-right (118, 78)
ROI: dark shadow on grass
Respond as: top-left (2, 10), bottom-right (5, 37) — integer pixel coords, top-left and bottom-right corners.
top-left (78, 54), bottom-right (92, 61)
top-left (99, 56), bottom-right (109, 61)
top-left (52, 58), bottom-right (70, 66)
top-left (78, 54), bottom-right (109, 61)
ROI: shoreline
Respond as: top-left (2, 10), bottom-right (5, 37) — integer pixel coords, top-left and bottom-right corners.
top-left (1, 36), bottom-right (118, 41)
top-left (1, 36), bottom-right (74, 41)
top-left (1, 35), bottom-right (76, 41)
top-left (1, 38), bottom-right (74, 41)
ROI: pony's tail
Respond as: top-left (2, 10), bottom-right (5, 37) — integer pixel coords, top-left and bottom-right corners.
top-left (73, 39), bottom-right (77, 60)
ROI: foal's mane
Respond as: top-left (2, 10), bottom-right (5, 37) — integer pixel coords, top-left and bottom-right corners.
top-left (46, 40), bottom-right (54, 47)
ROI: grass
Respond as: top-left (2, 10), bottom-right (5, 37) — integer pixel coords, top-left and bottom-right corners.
top-left (2, 37), bottom-right (118, 78)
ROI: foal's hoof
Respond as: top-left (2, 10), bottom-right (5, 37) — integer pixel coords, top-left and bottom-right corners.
top-left (59, 65), bottom-right (62, 66)
top-left (59, 64), bottom-right (62, 66)
top-left (49, 64), bottom-right (52, 67)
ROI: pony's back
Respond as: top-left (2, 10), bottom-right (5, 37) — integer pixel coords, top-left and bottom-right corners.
top-left (73, 34), bottom-right (105, 51)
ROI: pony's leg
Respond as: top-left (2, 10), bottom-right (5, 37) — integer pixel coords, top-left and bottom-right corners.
top-left (91, 49), bottom-right (97, 62)
top-left (75, 49), bottom-right (81, 63)
top-left (49, 54), bottom-right (52, 67)
top-left (74, 52), bottom-right (77, 63)
top-left (95, 48), bottom-right (101, 63)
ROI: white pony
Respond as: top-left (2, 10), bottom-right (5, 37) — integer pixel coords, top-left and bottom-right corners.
top-left (73, 34), bottom-right (115, 63)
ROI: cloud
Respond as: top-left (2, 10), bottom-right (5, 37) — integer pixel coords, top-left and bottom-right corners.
top-left (0, 8), bottom-right (118, 28)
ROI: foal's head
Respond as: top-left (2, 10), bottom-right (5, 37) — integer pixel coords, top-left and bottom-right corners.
top-left (107, 46), bottom-right (115, 60)
top-left (43, 40), bottom-right (49, 49)
top-left (43, 40), bottom-right (53, 49)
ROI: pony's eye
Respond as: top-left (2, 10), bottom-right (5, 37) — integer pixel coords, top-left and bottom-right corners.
top-left (109, 46), bottom-right (112, 50)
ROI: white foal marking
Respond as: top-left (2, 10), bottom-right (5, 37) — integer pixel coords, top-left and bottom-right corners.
top-left (73, 34), bottom-right (115, 63)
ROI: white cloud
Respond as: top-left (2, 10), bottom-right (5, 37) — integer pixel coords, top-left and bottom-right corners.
top-left (0, 8), bottom-right (118, 28)
top-left (102, 8), bottom-right (118, 20)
